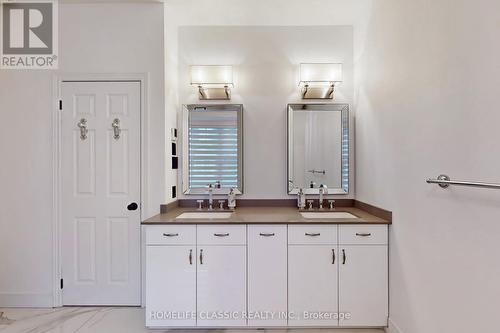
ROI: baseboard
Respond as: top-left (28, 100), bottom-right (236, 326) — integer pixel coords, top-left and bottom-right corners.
top-left (385, 318), bottom-right (403, 333)
top-left (0, 292), bottom-right (53, 307)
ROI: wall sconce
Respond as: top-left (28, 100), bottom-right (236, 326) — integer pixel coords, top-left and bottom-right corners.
top-left (299, 63), bottom-right (342, 99)
top-left (190, 65), bottom-right (233, 100)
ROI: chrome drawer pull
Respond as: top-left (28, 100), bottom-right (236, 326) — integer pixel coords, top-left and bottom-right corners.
top-left (305, 232), bottom-right (321, 237)
top-left (259, 233), bottom-right (275, 237)
top-left (163, 233), bottom-right (179, 237)
top-left (356, 232), bottom-right (372, 237)
top-left (214, 233), bottom-right (230, 237)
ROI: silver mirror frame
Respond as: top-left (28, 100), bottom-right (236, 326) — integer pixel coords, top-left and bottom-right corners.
top-left (287, 103), bottom-right (350, 195)
top-left (181, 104), bottom-right (244, 195)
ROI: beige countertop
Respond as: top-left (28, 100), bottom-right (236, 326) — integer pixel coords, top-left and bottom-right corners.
top-left (142, 206), bottom-right (391, 225)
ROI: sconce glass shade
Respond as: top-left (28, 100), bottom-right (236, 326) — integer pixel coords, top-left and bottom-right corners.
top-left (299, 63), bottom-right (343, 86)
top-left (190, 65), bottom-right (234, 88)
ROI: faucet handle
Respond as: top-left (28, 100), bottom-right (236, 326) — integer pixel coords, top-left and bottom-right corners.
top-left (196, 199), bottom-right (204, 210)
top-left (307, 200), bottom-right (314, 210)
top-left (218, 200), bottom-right (226, 210)
top-left (328, 200), bottom-right (336, 210)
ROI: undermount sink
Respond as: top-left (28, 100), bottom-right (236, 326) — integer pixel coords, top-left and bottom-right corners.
top-left (175, 212), bottom-right (233, 219)
top-left (300, 212), bottom-right (358, 219)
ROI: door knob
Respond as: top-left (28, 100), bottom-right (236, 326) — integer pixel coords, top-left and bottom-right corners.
top-left (127, 202), bottom-right (138, 211)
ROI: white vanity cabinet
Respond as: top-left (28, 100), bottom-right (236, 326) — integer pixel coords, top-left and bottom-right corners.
top-left (145, 226), bottom-right (197, 328)
top-left (247, 225), bottom-right (288, 326)
top-left (196, 225), bottom-right (247, 327)
top-left (338, 225), bottom-right (388, 327)
top-left (288, 225), bottom-right (339, 326)
top-left (144, 223), bottom-right (388, 329)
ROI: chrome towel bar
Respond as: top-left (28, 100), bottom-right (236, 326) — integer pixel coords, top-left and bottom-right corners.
top-left (426, 174), bottom-right (500, 189)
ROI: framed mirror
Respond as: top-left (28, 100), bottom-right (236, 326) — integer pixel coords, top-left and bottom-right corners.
top-left (287, 104), bottom-right (349, 194)
top-left (182, 104), bottom-right (243, 194)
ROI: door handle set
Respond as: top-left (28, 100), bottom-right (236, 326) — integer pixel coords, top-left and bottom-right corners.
top-left (112, 118), bottom-right (121, 140)
top-left (77, 118), bottom-right (88, 140)
top-left (75, 118), bottom-right (122, 141)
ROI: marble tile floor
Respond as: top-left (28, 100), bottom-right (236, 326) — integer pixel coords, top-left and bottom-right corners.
top-left (0, 308), bottom-right (385, 333)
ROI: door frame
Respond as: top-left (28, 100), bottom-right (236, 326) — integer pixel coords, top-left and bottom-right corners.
top-left (52, 73), bottom-right (149, 307)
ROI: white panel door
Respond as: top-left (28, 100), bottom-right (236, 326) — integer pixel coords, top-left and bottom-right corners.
top-left (248, 225), bottom-right (287, 326)
top-left (61, 81), bottom-right (141, 305)
top-left (288, 245), bottom-right (338, 326)
top-left (146, 246), bottom-right (196, 327)
top-left (197, 245), bottom-right (246, 327)
top-left (339, 245), bottom-right (388, 327)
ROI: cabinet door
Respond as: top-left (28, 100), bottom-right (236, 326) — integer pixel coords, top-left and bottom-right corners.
top-left (248, 225), bottom-right (287, 326)
top-left (146, 246), bottom-right (196, 327)
top-left (288, 245), bottom-right (338, 326)
top-left (197, 245), bottom-right (247, 326)
top-left (339, 245), bottom-right (388, 327)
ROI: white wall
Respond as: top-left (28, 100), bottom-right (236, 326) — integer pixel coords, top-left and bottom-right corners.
top-left (164, 0), bottom-right (373, 201)
top-left (0, 3), bottom-right (164, 306)
top-left (355, 1), bottom-right (500, 332)
top-left (177, 26), bottom-right (353, 199)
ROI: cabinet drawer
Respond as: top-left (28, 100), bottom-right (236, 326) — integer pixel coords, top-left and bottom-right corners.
top-left (288, 225), bottom-right (337, 244)
top-left (197, 225), bottom-right (246, 245)
top-left (145, 225), bottom-right (196, 245)
top-left (248, 225), bottom-right (287, 244)
top-left (339, 225), bottom-right (388, 245)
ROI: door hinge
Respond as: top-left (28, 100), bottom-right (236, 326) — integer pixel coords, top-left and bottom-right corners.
top-left (60, 278), bottom-right (64, 289)
top-left (59, 100), bottom-right (62, 110)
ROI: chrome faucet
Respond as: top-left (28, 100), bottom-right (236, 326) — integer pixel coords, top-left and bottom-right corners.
top-left (319, 184), bottom-right (328, 210)
top-left (207, 183), bottom-right (214, 210)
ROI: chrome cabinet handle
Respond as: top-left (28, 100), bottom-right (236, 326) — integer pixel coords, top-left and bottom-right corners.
top-left (189, 249), bottom-right (193, 265)
top-left (77, 118), bottom-right (88, 140)
top-left (112, 118), bottom-right (121, 140)
top-left (332, 249), bottom-right (336, 264)
top-left (356, 232), bottom-right (372, 237)
top-left (199, 249), bottom-right (203, 265)
top-left (163, 233), bottom-right (179, 237)
top-left (259, 233), bottom-right (275, 237)
top-left (342, 249), bottom-right (346, 265)
top-left (305, 232), bottom-right (320, 236)
top-left (214, 233), bottom-right (229, 237)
